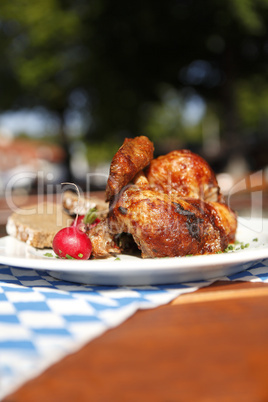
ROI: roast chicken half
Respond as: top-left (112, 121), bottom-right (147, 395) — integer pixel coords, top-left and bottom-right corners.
top-left (89, 136), bottom-right (237, 258)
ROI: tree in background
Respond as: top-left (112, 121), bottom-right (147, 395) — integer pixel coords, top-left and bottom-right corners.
top-left (79, 0), bottom-right (268, 166)
top-left (1, 0), bottom-right (268, 172)
top-left (1, 0), bottom-right (82, 178)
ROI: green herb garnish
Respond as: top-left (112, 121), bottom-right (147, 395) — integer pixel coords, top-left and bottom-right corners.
top-left (44, 252), bottom-right (54, 258)
top-left (83, 207), bottom-right (98, 225)
top-left (225, 244), bottom-right (235, 252)
top-left (78, 253), bottom-right (83, 258)
top-left (65, 254), bottom-right (76, 260)
top-left (225, 240), bottom-right (252, 252)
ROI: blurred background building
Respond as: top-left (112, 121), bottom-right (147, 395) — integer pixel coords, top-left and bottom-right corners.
top-left (0, 0), bottom-right (268, 200)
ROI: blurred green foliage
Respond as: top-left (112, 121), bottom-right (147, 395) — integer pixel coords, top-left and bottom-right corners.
top-left (1, 0), bottom-right (268, 168)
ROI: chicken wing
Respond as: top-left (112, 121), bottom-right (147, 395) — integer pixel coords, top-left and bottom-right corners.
top-left (105, 135), bottom-right (154, 201)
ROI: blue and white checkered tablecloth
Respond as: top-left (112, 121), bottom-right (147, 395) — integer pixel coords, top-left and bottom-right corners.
top-left (1, 260), bottom-right (268, 400)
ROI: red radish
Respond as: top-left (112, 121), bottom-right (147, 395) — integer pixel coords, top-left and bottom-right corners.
top-left (53, 182), bottom-right (94, 260)
top-left (53, 226), bottom-right (92, 260)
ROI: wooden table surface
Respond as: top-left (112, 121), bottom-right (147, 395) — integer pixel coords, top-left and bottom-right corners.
top-left (2, 191), bottom-right (268, 402)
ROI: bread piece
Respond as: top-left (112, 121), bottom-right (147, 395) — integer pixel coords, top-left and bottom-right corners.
top-left (6, 202), bottom-right (72, 249)
top-left (62, 191), bottom-right (108, 218)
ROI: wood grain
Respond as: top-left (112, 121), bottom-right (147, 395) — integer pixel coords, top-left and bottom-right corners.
top-left (172, 282), bottom-right (268, 304)
top-left (4, 281), bottom-right (268, 402)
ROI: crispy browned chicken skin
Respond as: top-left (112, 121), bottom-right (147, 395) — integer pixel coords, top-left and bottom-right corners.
top-left (105, 136), bottom-right (154, 201)
top-left (146, 149), bottom-right (222, 202)
top-left (90, 136), bottom-right (237, 259)
top-left (108, 186), bottom-right (237, 258)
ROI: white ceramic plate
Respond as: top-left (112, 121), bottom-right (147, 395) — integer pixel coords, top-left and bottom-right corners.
top-left (0, 217), bottom-right (268, 286)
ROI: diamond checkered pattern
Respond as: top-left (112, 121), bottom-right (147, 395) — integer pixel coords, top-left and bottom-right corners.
top-left (0, 259), bottom-right (268, 400)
